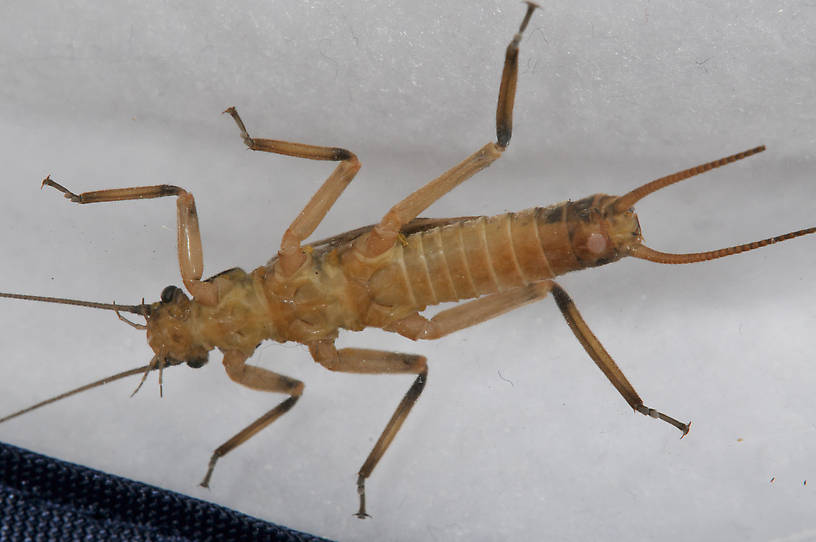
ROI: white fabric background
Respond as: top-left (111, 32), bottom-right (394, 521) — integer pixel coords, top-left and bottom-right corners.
top-left (1, 1), bottom-right (815, 540)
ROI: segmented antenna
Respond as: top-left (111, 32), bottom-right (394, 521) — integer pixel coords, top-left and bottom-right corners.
top-left (0, 292), bottom-right (147, 315)
top-left (0, 364), bottom-right (152, 424)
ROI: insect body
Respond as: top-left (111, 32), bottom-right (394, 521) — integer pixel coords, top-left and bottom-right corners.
top-left (2, 2), bottom-right (814, 518)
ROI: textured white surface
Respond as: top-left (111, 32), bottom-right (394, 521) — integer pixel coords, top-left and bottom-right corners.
top-left (1, 1), bottom-right (816, 541)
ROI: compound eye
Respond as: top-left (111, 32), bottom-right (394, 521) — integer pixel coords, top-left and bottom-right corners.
top-left (161, 285), bottom-right (181, 303)
top-left (186, 354), bottom-right (209, 369)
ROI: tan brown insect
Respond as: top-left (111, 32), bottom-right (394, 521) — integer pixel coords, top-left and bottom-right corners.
top-left (1, 2), bottom-right (814, 518)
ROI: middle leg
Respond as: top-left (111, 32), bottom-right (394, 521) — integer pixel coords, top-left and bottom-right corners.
top-left (308, 341), bottom-right (428, 518)
top-left (224, 107), bottom-right (361, 276)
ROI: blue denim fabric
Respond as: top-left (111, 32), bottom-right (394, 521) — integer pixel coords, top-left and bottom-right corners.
top-left (0, 441), bottom-right (332, 542)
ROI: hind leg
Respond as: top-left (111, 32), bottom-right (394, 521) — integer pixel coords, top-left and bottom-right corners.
top-left (388, 281), bottom-right (690, 434)
top-left (360, 2), bottom-right (540, 257)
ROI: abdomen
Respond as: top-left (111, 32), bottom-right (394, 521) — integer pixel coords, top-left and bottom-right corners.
top-left (368, 205), bottom-right (580, 309)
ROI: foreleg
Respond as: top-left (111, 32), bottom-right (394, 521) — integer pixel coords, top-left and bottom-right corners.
top-left (199, 350), bottom-right (304, 488)
top-left (41, 177), bottom-right (217, 305)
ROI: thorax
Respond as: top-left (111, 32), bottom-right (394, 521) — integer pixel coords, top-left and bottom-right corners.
top-left (259, 248), bottom-right (368, 343)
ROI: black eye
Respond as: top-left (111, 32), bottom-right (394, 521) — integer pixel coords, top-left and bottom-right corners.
top-left (161, 285), bottom-right (180, 303)
top-left (186, 354), bottom-right (208, 369)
